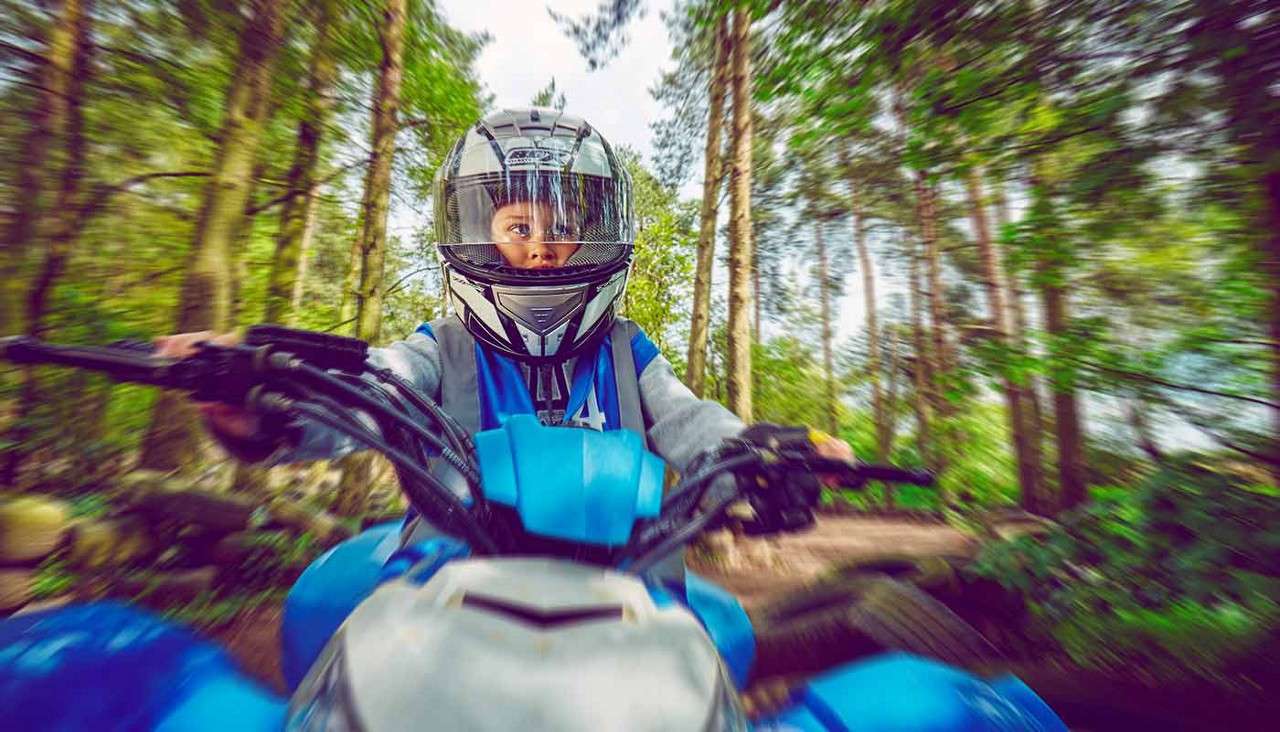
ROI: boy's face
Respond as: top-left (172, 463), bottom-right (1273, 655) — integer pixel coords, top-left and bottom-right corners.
top-left (490, 200), bottom-right (581, 269)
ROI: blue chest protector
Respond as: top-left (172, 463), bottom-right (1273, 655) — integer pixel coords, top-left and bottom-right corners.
top-left (416, 316), bottom-right (659, 438)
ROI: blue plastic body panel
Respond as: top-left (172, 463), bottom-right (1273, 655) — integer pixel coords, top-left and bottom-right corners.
top-left (680, 572), bottom-right (756, 689)
top-left (474, 414), bottom-right (664, 546)
top-left (755, 653), bottom-right (1067, 732)
top-left (282, 520), bottom-right (402, 690)
top-left (0, 601), bottom-right (284, 732)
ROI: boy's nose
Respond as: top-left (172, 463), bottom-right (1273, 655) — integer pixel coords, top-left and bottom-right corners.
top-left (527, 241), bottom-right (555, 263)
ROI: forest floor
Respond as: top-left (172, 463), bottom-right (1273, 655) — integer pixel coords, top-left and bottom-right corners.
top-left (211, 515), bottom-right (973, 694)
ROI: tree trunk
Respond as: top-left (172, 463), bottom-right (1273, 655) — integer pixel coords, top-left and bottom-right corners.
top-left (138, 0), bottom-right (287, 472)
top-left (1264, 164), bottom-right (1280, 485)
top-left (1, 0), bottom-right (92, 488)
top-left (334, 0), bottom-right (407, 518)
top-left (0, 0), bottom-right (80, 338)
top-left (846, 166), bottom-right (886, 463)
top-left (1030, 173), bottom-right (1086, 511)
top-left (993, 180), bottom-right (1047, 502)
top-left (685, 13), bottom-right (729, 399)
top-left (266, 0), bottom-right (338, 325)
top-left (968, 169), bottom-right (1046, 512)
top-left (230, 160), bottom-right (267, 328)
top-left (814, 221), bottom-right (837, 434)
top-left (725, 5), bottom-right (754, 422)
top-left (909, 236), bottom-right (932, 468)
top-left (884, 324), bottom-right (901, 450)
top-left (916, 175), bottom-right (951, 392)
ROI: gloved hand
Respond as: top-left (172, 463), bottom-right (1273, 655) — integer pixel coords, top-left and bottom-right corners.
top-left (733, 423), bottom-right (825, 536)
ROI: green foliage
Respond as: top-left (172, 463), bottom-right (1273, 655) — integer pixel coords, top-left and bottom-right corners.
top-left (30, 557), bottom-right (75, 601)
top-left (974, 461), bottom-right (1280, 676)
top-left (617, 148), bottom-right (697, 356)
top-left (164, 588), bottom-right (288, 630)
top-left (230, 531), bottom-right (320, 591)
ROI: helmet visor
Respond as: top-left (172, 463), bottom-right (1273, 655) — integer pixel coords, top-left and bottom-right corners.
top-left (435, 134), bottom-right (633, 277)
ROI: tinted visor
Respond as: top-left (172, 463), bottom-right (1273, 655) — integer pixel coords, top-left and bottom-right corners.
top-left (434, 132), bottom-right (633, 278)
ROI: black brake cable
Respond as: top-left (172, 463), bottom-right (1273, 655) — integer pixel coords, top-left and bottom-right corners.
top-left (365, 366), bottom-right (475, 458)
top-left (279, 397), bottom-right (497, 555)
top-left (621, 452), bottom-right (763, 572)
top-left (626, 488), bottom-right (747, 576)
top-left (330, 373), bottom-right (442, 470)
top-left (281, 360), bottom-right (482, 489)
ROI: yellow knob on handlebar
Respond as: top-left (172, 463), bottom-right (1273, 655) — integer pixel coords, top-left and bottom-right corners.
top-left (808, 428), bottom-right (833, 447)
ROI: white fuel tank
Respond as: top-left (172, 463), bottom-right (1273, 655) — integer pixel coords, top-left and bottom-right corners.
top-left (287, 558), bottom-right (747, 731)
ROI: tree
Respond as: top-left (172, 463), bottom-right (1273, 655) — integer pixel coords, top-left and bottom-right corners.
top-left (725, 4), bottom-right (754, 421)
top-left (0, 0), bottom-right (84, 338)
top-left (264, 0), bottom-right (340, 326)
top-left (138, 0), bottom-right (289, 472)
top-left (530, 77), bottom-right (567, 111)
top-left (967, 168), bottom-right (1046, 511)
top-left (685, 11), bottom-right (729, 398)
top-left (332, 0), bottom-right (408, 518)
top-left (1, 0), bottom-right (93, 486)
top-left (840, 147), bottom-right (889, 467)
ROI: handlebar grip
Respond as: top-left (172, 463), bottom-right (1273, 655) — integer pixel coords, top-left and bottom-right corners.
top-left (804, 456), bottom-right (935, 488)
top-left (244, 325), bottom-right (368, 372)
top-left (0, 336), bottom-right (177, 386)
top-left (857, 464), bottom-right (936, 486)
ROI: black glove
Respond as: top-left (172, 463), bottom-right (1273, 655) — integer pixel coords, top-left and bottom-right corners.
top-left (733, 423), bottom-right (823, 536)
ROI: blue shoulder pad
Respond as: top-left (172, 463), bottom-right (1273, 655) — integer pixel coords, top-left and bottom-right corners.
top-left (474, 414), bottom-right (664, 545)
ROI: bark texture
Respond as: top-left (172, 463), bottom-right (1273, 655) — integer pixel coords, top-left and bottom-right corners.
top-left (334, 0), bottom-right (407, 518)
top-left (138, 0), bottom-right (287, 472)
top-left (2, 0), bottom-right (93, 487)
top-left (814, 221), bottom-right (837, 435)
top-left (685, 14), bottom-right (730, 398)
top-left (265, 0), bottom-right (339, 325)
top-left (0, 0), bottom-right (81, 337)
top-left (1030, 172), bottom-right (1086, 511)
top-left (725, 5), bottom-right (754, 422)
top-left (968, 169), bottom-right (1045, 512)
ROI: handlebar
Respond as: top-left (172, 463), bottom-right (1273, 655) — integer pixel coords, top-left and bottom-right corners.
top-left (806, 456), bottom-right (935, 488)
top-left (2, 332), bottom-right (937, 574)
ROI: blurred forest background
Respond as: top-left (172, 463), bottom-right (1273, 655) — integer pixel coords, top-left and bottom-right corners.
top-left (0, 0), bottom-right (1278, 712)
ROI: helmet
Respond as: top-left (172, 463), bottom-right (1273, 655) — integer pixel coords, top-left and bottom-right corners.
top-left (433, 108), bottom-right (635, 362)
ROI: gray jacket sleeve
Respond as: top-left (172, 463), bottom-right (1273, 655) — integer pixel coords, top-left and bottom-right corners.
top-left (258, 332), bottom-right (444, 465)
top-left (638, 353), bottom-right (746, 472)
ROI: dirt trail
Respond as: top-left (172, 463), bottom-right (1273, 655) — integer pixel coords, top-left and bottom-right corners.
top-left (689, 515), bottom-right (978, 609)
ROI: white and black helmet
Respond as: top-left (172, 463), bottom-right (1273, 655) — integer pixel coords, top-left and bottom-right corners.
top-left (433, 108), bottom-right (635, 362)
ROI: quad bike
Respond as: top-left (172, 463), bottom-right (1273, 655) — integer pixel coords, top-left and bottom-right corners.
top-left (0, 329), bottom-right (1066, 731)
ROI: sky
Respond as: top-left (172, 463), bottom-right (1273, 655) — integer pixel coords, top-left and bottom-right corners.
top-left (439, 0), bottom-right (673, 166)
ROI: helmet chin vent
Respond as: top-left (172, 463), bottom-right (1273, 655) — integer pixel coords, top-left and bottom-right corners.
top-left (495, 290), bottom-right (583, 334)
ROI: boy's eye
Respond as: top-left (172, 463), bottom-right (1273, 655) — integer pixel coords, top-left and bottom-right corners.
top-left (507, 223), bottom-right (531, 238)
top-left (549, 224), bottom-right (577, 241)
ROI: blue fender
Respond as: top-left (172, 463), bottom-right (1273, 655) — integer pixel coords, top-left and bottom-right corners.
top-left (0, 601), bottom-right (284, 732)
top-left (682, 571), bottom-right (755, 689)
top-left (282, 520), bottom-right (403, 690)
top-left (753, 653), bottom-right (1066, 732)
